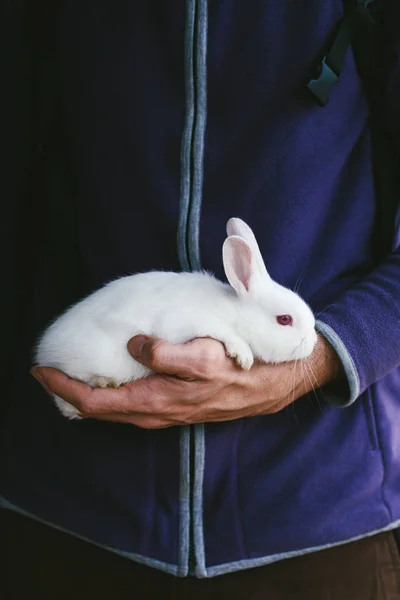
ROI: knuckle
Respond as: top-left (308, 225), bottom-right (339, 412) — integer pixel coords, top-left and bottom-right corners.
top-left (141, 418), bottom-right (166, 430)
top-left (76, 394), bottom-right (97, 415)
top-left (147, 341), bottom-right (167, 370)
top-left (179, 414), bottom-right (195, 425)
top-left (153, 421), bottom-right (169, 430)
top-left (200, 347), bottom-right (221, 374)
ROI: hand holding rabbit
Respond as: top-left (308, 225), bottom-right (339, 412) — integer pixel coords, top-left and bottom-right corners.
top-left (31, 332), bottom-right (343, 428)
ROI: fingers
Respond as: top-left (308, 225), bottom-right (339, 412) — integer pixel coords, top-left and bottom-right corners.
top-left (31, 367), bottom-right (54, 396)
top-left (128, 335), bottom-right (229, 379)
top-left (30, 368), bottom-right (175, 427)
top-left (31, 366), bottom-right (197, 417)
top-left (31, 367), bottom-right (93, 404)
top-left (86, 412), bottom-right (174, 429)
top-left (31, 366), bottom-right (139, 415)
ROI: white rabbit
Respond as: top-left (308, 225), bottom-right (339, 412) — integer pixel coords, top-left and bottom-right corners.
top-left (35, 218), bottom-right (317, 419)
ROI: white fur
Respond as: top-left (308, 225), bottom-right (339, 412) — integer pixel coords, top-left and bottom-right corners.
top-left (35, 218), bottom-right (317, 419)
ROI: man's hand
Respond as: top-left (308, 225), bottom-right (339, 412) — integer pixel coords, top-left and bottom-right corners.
top-left (31, 334), bottom-right (344, 428)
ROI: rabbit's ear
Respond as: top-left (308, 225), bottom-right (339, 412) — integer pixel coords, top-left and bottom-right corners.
top-left (223, 235), bottom-right (260, 296)
top-left (226, 218), bottom-right (270, 279)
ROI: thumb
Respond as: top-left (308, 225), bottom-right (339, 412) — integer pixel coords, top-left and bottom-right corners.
top-left (127, 335), bottom-right (188, 376)
top-left (127, 335), bottom-right (215, 379)
top-left (127, 335), bottom-right (155, 360)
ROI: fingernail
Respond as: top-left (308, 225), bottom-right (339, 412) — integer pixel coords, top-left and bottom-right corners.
top-left (30, 368), bottom-right (53, 396)
top-left (128, 335), bottom-right (149, 358)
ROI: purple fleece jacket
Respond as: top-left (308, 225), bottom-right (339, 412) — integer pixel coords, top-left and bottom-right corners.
top-left (0, 0), bottom-right (400, 578)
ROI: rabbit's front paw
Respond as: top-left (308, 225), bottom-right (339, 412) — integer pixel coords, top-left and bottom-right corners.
top-left (223, 339), bottom-right (254, 371)
top-left (88, 375), bottom-right (119, 389)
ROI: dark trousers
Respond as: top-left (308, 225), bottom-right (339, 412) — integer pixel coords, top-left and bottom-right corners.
top-left (3, 509), bottom-right (400, 600)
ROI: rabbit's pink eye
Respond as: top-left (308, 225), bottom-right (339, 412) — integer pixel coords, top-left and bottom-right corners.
top-left (276, 314), bottom-right (293, 326)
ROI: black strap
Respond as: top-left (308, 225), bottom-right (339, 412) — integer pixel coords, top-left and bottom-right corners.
top-left (307, 0), bottom-right (398, 256)
top-left (307, 1), bottom-right (376, 106)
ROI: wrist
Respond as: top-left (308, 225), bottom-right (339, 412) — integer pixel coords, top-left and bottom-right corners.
top-left (298, 334), bottom-right (345, 397)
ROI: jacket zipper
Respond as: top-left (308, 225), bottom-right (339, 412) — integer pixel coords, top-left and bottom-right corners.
top-left (178, 0), bottom-right (208, 575)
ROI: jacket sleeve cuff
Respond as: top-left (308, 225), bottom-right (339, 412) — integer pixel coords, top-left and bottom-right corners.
top-left (315, 319), bottom-right (361, 407)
